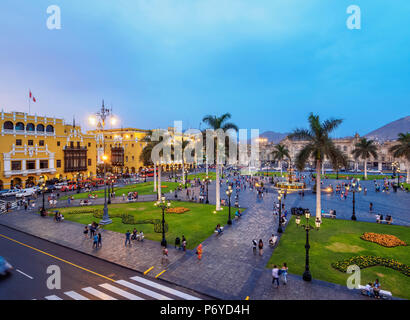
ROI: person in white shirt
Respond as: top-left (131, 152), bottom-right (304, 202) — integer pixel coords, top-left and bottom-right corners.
top-left (272, 265), bottom-right (280, 287)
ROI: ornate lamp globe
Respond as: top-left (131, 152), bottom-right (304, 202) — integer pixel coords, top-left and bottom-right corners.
top-left (315, 218), bottom-right (321, 229)
top-left (167, 201), bottom-right (171, 207)
top-left (295, 215), bottom-right (301, 226)
top-left (305, 209), bottom-right (310, 219)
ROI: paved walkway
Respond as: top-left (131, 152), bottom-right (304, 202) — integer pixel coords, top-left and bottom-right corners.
top-left (0, 175), bottom-right (374, 300)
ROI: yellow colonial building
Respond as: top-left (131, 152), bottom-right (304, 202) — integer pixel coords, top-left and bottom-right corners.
top-left (0, 111), bottom-right (97, 190)
top-left (87, 128), bottom-right (150, 174)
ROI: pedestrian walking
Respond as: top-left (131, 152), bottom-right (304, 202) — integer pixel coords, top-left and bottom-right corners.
top-left (369, 202), bottom-right (373, 212)
top-left (182, 236), bottom-right (187, 252)
top-left (125, 230), bottom-right (131, 246)
top-left (92, 234), bottom-right (98, 249)
top-left (83, 226), bottom-right (89, 238)
top-left (196, 243), bottom-right (203, 260)
top-left (281, 263), bottom-right (288, 285)
top-left (258, 239), bottom-right (263, 256)
top-left (252, 239), bottom-right (257, 255)
top-left (161, 247), bottom-right (169, 264)
top-left (175, 236), bottom-right (181, 249)
top-left (272, 265), bottom-right (280, 288)
top-left (97, 232), bottom-right (102, 248)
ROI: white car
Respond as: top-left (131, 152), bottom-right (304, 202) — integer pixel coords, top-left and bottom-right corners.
top-left (0, 189), bottom-right (21, 197)
top-left (15, 188), bottom-right (37, 198)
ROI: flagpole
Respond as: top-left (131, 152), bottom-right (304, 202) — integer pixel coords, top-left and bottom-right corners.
top-left (28, 89), bottom-right (31, 115)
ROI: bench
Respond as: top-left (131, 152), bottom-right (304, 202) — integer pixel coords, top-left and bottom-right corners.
top-left (322, 213), bottom-right (336, 219)
top-left (214, 228), bottom-right (224, 236)
top-left (358, 285), bottom-right (392, 299)
top-left (80, 201), bottom-right (92, 206)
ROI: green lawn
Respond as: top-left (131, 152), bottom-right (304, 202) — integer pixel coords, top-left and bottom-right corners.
top-left (267, 217), bottom-right (410, 299)
top-left (59, 201), bottom-right (241, 249)
top-left (188, 172), bottom-right (217, 180)
top-left (60, 181), bottom-right (189, 200)
top-left (403, 183), bottom-right (410, 191)
top-left (314, 173), bottom-right (392, 180)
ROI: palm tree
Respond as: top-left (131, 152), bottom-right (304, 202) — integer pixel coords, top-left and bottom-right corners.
top-left (389, 132), bottom-right (410, 183)
top-left (202, 113), bottom-right (238, 211)
top-left (271, 144), bottom-right (290, 174)
top-left (333, 152), bottom-right (348, 180)
top-left (351, 138), bottom-right (378, 180)
top-left (288, 113), bottom-right (345, 219)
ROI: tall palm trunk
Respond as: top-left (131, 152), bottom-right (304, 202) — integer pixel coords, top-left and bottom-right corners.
top-left (215, 150), bottom-right (221, 211)
top-left (364, 160), bottom-right (367, 180)
top-left (280, 160), bottom-right (283, 174)
top-left (157, 164), bottom-right (162, 200)
top-left (182, 160), bottom-right (185, 185)
top-left (153, 163), bottom-right (157, 192)
top-left (406, 161), bottom-right (409, 183)
top-left (316, 159), bottom-right (322, 220)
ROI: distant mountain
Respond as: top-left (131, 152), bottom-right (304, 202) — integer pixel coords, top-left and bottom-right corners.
top-left (365, 116), bottom-right (410, 141)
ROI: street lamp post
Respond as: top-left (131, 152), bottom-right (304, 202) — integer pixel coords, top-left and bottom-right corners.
top-left (346, 180), bottom-right (362, 221)
top-left (155, 196), bottom-right (171, 247)
top-left (277, 190), bottom-right (284, 233)
top-left (226, 185), bottom-right (233, 225)
top-left (40, 183), bottom-right (48, 213)
top-left (184, 169), bottom-right (188, 189)
top-left (203, 176), bottom-right (210, 204)
top-left (295, 209), bottom-right (321, 281)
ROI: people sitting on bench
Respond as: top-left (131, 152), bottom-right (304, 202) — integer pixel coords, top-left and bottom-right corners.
top-left (215, 224), bottom-right (224, 235)
top-left (268, 234), bottom-right (278, 247)
top-left (235, 209), bottom-right (242, 219)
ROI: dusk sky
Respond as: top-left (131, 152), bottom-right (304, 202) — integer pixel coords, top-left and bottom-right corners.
top-left (0, 0), bottom-right (409, 137)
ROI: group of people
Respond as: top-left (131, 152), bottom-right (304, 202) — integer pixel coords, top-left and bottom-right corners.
top-left (271, 263), bottom-right (288, 287)
top-left (53, 211), bottom-right (64, 222)
top-left (174, 235), bottom-right (187, 251)
top-left (83, 222), bottom-right (102, 249)
top-left (125, 229), bottom-right (144, 246)
top-left (362, 279), bottom-right (383, 298)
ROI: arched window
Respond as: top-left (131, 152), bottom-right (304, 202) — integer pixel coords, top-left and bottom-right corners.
top-left (15, 122), bottom-right (25, 131)
top-left (3, 121), bottom-right (13, 130)
top-left (36, 124), bottom-right (45, 132)
top-left (46, 125), bottom-right (54, 133)
top-left (26, 123), bottom-right (35, 132)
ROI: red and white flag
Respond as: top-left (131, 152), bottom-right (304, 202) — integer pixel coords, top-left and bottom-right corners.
top-left (29, 90), bottom-right (36, 102)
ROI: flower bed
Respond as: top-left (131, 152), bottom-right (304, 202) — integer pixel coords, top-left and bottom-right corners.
top-left (360, 232), bottom-right (407, 248)
top-left (332, 256), bottom-right (410, 277)
top-left (166, 207), bottom-right (190, 214)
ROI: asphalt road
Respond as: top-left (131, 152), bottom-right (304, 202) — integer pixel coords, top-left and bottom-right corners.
top-left (0, 224), bottom-right (209, 300)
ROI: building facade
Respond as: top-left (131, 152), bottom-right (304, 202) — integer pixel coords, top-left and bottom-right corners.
top-left (0, 111), bottom-right (97, 189)
top-left (87, 128), bottom-right (150, 174)
top-left (259, 133), bottom-right (406, 171)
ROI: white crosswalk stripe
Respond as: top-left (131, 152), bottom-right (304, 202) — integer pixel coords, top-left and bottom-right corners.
top-left (82, 287), bottom-right (117, 300)
top-left (99, 283), bottom-right (144, 300)
top-left (116, 279), bottom-right (172, 300)
top-left (45, 295), bottom-right (63, 300)
top-left (64, 291), bottom-right (90, 300)
top-left (130, 276), bottom-right (202, 300)
top-left (39, 276), bottom-right (202, 300)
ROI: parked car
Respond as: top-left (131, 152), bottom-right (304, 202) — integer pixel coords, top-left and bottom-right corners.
top-left (0, 189), bottom-right (21, 198)
top-left (15, 188), bottom-right (37, 198)
top-left (0, 256), bottom-right (12, 276)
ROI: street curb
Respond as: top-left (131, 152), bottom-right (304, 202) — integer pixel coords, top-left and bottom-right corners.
top-left (0, 220), bottom-right (219, 300)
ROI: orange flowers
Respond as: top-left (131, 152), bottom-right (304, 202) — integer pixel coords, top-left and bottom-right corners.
top-left (360, 232), bottom-right (407, 248)
top-left (166, 207), bottom-right (190, 214)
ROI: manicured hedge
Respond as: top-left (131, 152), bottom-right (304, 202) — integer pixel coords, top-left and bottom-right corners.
top-left (332, 256), bottom-right (410, 277)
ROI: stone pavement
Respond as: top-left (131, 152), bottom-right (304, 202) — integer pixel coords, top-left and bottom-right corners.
top-left (0, 175), bottom-right (382, 300)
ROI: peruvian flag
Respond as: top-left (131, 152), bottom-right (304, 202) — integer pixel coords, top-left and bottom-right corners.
top-left (29, 90), bottom-right (36, 102)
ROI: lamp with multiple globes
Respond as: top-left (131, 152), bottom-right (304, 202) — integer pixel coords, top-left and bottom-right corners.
top-left (154, 197), bottom-right (171, 247)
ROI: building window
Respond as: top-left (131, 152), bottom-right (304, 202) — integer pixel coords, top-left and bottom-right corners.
top-left (11, 161), bottom-right (21, 171)
top-left (111, 147), bottom-right (124, 166)
top-left (28, 140), bottom-right (34, 146)
top-left (15, 122), bottom-right (25, 131)
top-left (26, 123), bottom-right (35, 132)
top-left (126, 156), bottom-right (128, 162)
top-left (70, 141), bottom-right (74, 148)
top-left (39, 140), bottom-right (45, 146)
top-left (64, 147), bottom-right (87, 173)
top-left (88, 159), bottom-right (91, 166)
top-left (132, 156), bottom-right (134, 161)
top-left (16, 139), bottom-right (22, 146)
top-left (26, 160), bottom-right (35, 170)
top-left (40, 160), bottom-right (48, 169)
top-left (46, 125), bottom-right (54, 133)
top-left (88, 142), bottom-right (91, 147)
top-left (343, 146), bottom-right (347, 151)
top-left (3, 121), bottom-right (13, 130)
top-left (77, 142), bottom-right (80, 147)
top-left (57, 141), bottom-right (60, 146)
top-left (36, 124), bottom-right (45, 132)
top-left (56, 160), bottom-right (61, 168)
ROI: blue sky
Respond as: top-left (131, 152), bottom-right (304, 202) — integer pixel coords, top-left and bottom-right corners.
top-left (0, 0), bottom-right (409, 137)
